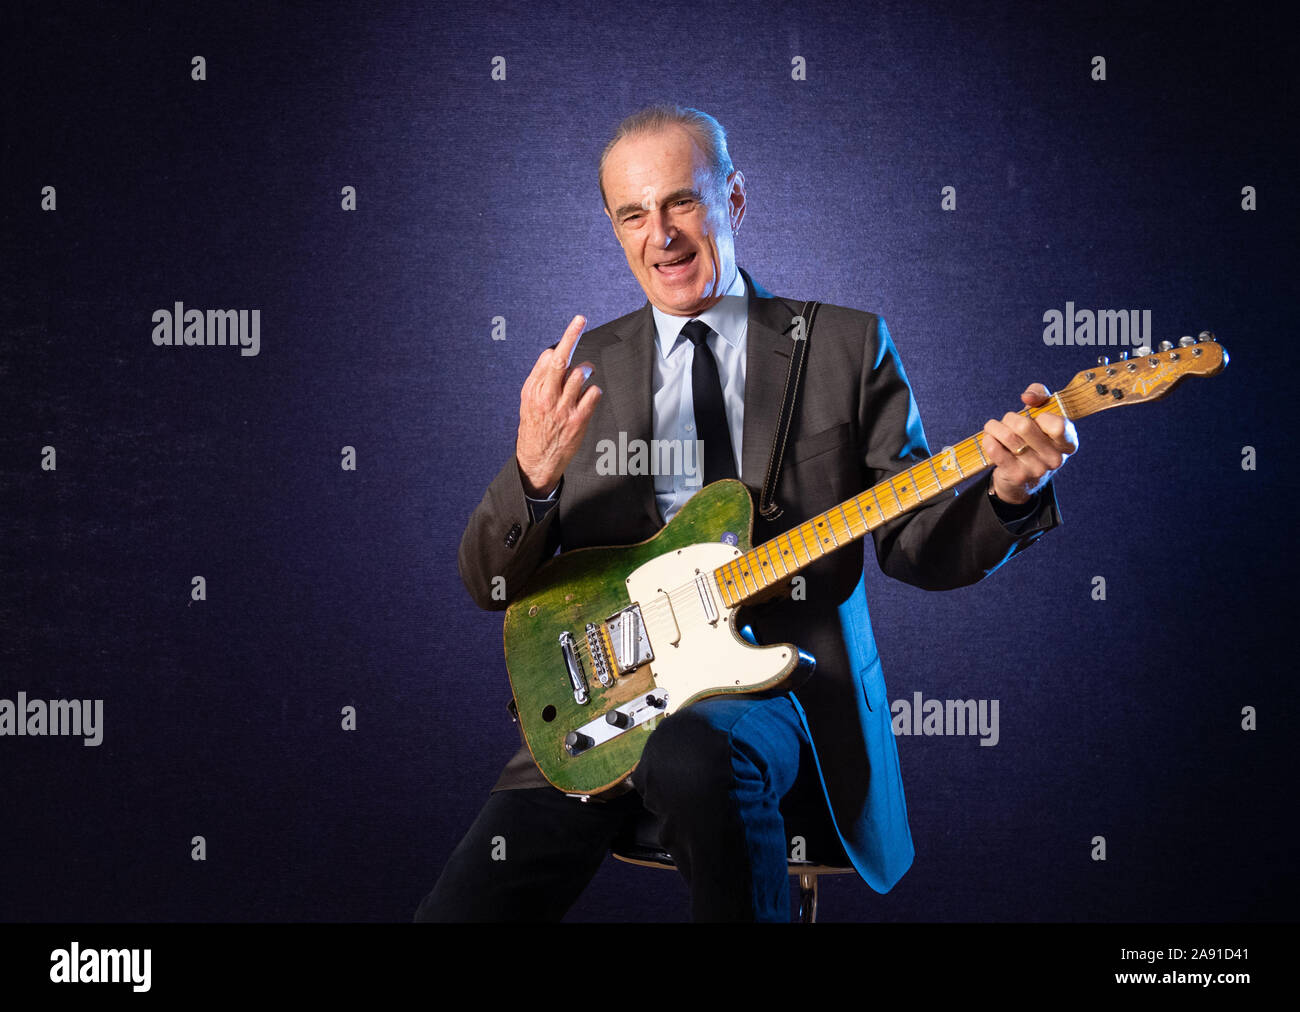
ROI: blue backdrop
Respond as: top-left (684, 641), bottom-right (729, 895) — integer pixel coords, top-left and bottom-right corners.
top-left (2, 0), bottom-right (1295, 921)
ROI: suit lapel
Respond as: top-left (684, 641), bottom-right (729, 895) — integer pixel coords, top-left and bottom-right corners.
top-left (740, 268), bottom-right (799, 491)
top-left (598, 303), bottom-right (661, 527)
top-left (599, 269), bottom-right (799, 526)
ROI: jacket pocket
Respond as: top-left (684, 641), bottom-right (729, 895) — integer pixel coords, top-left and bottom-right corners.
top-left (860, 657), bottom-right (888, 713)
top-left (792, 421), bottom-right (851, 463)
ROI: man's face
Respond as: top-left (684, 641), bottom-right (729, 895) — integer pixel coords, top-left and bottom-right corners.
top-left (602, 125), bottom-right (746, 317)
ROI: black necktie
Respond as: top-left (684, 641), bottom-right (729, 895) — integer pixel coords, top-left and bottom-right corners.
top-left (681, 319), bottom-right (738, 484)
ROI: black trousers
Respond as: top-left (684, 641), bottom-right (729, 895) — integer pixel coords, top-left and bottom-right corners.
top-left (413, 695), bottom-right (846, 922)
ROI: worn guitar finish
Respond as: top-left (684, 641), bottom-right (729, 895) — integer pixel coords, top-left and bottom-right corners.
top-left (503, 335), bottom-right (1228, 796)
top-left (503, 478), bottom-right (786, 795)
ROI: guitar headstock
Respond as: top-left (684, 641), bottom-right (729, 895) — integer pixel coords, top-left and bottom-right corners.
top-left (1058, 332), bottom-right (1228, 420)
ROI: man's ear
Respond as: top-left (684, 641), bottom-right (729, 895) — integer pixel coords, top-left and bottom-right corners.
top-left (604, 205), bottom-right (618, 238)
top-left (728, 170), bottom-right (747, 232)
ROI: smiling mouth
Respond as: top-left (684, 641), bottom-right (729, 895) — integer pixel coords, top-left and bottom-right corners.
top-left (654, 252), bottom-right (696, 271)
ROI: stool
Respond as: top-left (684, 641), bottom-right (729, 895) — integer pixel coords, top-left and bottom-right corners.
top-left (610, 812), bottom-right (855, 923)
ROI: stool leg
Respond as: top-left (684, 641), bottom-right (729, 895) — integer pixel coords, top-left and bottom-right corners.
top-left (797, 872), bottom-right (819, 923)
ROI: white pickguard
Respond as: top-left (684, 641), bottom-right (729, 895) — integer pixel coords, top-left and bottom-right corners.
top-left (624, 541), bottom-right (796, 714)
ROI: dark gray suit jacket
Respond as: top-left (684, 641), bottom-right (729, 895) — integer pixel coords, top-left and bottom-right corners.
top-left (457, 268), bottom-right (1060, 891)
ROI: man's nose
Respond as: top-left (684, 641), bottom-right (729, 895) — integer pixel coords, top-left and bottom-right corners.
top-left (646, 207), bottom-right (676, 248)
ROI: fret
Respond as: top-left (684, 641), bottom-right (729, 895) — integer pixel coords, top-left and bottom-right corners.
top-left (773, 535), bottom-right (793, 576)
top-left (928, 457), bottom-right (946, 490)
top-left (852, 496), bottom-right (870, 530)
top-left (722, 351), bottom-right (1204, 605)
top-left (719, 565), bottom-right (738, 606)
top-left (951, 443), bottom-right (967, 478)
top-left (761, 541), bottom-right (782, 580)
top-left (784, 529), bottom-right (806, 567)
top-left (721, 573), bottom-right (736, 608)
top-left (727, 421), bottom-right (1012, 604)
top-left (724, 562), bottom-right (739, 597)
top-left (837, 503), bottom-right (856, 537)
top-left (797, 524), bottom-right (817, 560)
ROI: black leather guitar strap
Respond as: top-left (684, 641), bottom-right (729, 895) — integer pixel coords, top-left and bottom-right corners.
top-left (757, 300), bottom-right (819, 521)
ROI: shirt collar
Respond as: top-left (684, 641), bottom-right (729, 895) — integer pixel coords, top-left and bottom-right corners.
top-left (651, 268), bottom-right (749, 361)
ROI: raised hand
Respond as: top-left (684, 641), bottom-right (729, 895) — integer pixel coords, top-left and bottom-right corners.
top-left (515, 314), bottom-right (603, 497)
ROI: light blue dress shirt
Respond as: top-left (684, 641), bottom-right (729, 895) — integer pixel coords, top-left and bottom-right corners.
top-left (649, 268), bottom-right (749, 522)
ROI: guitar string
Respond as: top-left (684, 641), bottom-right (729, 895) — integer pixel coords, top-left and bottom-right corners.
top-left (604, 392), bottom-right (1073, 630)
top-left (634, 431), bottom-right (996, 620)
top-left (553, 358), bottom-right (1205, 668)
top-left (627, 444), bottom-right (994, 628)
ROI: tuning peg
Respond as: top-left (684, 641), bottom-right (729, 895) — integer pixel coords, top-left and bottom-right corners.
top-left (1159, 340), bottom-right (1174, 351)
top-left (1199, 330), bottom-right (1216, 343)
top-left (1117, 350), bottom-right (1129, 360)
top-left (1097, 355), bottom-right (1110, 366)
top-left (1179, 335), bottom-right (1195, 347)
top-left (1134, 345), bottom-right (1153, 357)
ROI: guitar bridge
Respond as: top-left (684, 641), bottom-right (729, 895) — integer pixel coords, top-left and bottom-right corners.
top-left (604, 604), bottom-right (653, 674)
top-left (585, 622), bottom-right (614, 686)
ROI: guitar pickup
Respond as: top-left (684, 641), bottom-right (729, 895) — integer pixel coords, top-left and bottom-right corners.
top-left (604, 604), bottom-right (653, 674)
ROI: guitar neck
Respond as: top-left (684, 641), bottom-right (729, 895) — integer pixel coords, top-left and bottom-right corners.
top-left (713, 338), bottom-right (1226, 609)
top-left (713, 399), bottom-right (1068, 608)
top-left (713, 334), bottom-right (1230, 608)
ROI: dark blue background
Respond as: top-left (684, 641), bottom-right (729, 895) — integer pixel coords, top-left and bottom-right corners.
top-left (2, 0), bottom-right (1295, 921)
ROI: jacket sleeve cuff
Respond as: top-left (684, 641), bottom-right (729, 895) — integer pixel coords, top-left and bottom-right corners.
top-left (523, 475), bottom-right (563, 524)
top-left (984, 474), bottom-right (1060, 539)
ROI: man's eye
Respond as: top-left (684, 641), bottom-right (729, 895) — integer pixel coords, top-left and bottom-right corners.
top-left (672, 199), bottom-right (694, 209)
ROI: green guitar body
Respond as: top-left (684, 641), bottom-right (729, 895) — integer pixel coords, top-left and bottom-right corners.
top-left (503, 479), bottom-right (800, 796)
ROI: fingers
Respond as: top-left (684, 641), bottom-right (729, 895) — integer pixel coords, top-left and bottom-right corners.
top-left (1020, 382), bottom-right (1050, 406)
top-left (522, 314), bottom-right (588, 401)
top-left (981, 428), bottom-right (1021, 478)
top-left (983, 389), bottom-right (1080, 503)
top-left (982, 418), bottom-right (1034, 470)
top-left (986, 411), bottom-right (1065, 469)
top-left (539, 315), bottom-right (587, 395)
top-left (560, 360), bottom-right (595, 407)
top-left (554, 315), bottom-right (586, 371)
top-left (515, 314), bottom-right (597, 489)
top-left (1037, 409), bottom-right (1079, 455)
top-left (573, 381), bottom-right (603, 423)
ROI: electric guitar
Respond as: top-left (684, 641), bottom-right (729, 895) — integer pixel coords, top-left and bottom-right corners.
top-left (503, 335), bottom-right (1227, 796)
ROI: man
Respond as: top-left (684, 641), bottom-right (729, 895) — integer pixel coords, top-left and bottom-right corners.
top-left (415, 105), bottom-right (1076, 922)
